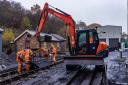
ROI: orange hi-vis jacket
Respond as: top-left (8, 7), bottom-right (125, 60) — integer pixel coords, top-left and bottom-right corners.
top-left (89, 37), bottom-right (93, 44)
top-left (25, 49), bottom-right (33, 62)
top-left (52, 47), bottom-right (56, 55)
top-left (16, 50), bottom-right (25, 62)
top-left (40, 48), bottom-right (48, 57)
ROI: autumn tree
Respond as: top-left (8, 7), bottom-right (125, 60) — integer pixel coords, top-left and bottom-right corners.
top-left (0, 0), bottom-right (25, 28)
top-left (0, 0), bottom-right (66, 37)
top-left (2, 28), bottom-right (15, 54)
top-left (2, 28), bottom-right (15, 44)
top-left (29, 4), bottom-right (41, 29)
top-left (43, 16), bottom-right (65, 34)
top-left (76, 21), bottom-right (87, 30)
top-left (87, 23), bottom-right (101, 29)
top-left (31, 4), bottom-right (40, 15)
top-left (22, 16), bottom-right (31, 29)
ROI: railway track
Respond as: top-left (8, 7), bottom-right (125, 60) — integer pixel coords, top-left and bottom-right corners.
top-left (0, 57), bottom-right (64, 85)
top-left (20, 65), bottom-right (107, 85)
top-left (20, 64), bottom-right (80, 85)
top-left (66, 65), bottom-right (107, 85)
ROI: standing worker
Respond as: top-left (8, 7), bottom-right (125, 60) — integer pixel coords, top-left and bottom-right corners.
top-left (51, 45), bottom-right (57, 64)
top-left (24, 49), bottom-right (33, 73)
top-left (16, 50), bottom-right (25, 74)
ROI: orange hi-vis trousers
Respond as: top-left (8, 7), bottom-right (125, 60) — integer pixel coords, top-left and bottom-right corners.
top-left (52, 53), bottom-right (56, 64)
top-left (17, 62), bottom-right (23, 74)
top-left (26, 61), bottom-right (31, 73)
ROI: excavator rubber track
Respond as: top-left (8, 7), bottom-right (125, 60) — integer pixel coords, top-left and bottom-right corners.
top-left (64, 48), bottom-right (108, 70)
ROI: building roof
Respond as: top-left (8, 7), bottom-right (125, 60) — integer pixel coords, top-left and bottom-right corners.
top-left (14, 30), bottom-right (65, 42)
top-left (100, 25), bottom-right (122, 28)
top-left (51, 34), bottom-right (66, 41)
top-left (0, 28), bottom-right (3, 32)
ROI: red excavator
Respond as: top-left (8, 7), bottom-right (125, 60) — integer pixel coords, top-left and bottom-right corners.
top-left (35, 2), bottom-right (108, 70)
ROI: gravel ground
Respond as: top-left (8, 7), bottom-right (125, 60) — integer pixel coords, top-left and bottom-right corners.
top-left (107, 51), bottom-right (128, 85)
top-left (12, 63), bottom-right (66, 85)
top-left (11, 62), bottom-right (80, 85)
top-left (0, 52), bottom-right (17, 71)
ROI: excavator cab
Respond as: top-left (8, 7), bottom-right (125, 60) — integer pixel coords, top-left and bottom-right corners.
top-left (76, 29), bottom-right (99, 55)
top-left (65, 29), bottom-right (108, 70)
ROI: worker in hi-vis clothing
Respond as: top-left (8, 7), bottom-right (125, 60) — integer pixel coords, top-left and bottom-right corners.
top-left (16, 50), bottom-right (25, 74)
top-left (51, 45), bottom-right (57, 64)
top-left (40, 47), bottom-right (49, 60)
top-left (24, 49), bottom-right (33, 73)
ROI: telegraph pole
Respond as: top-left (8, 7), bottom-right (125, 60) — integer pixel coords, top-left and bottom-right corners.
top-left (127, 0), bottom-right (128, 34)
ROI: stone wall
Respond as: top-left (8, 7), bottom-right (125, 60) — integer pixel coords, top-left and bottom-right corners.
top-left (16, 33), bottom-right (40, 51)
top-left (15, 32), bottom-right (66, 53)
top-left (30, 36), bottom-right (40, 49)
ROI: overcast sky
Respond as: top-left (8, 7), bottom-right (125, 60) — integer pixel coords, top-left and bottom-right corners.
top-left (12, 0), bottom-right (127, 33)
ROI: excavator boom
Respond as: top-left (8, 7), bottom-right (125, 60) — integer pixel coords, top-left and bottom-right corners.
top-left (35, 3), bottom-right (75, 53)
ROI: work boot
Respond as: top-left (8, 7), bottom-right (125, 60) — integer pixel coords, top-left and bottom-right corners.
top-left (18, 71), bottom-right (22, 75)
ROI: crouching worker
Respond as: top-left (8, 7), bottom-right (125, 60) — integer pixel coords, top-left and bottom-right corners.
top-left (16, 50), bottom-right (25, 74)
top-left (40, 47), bottom-right (49, 60)
top-left (25, 49), bottom-right (33, 73)
top-left (51, 45), bottom-right (57, 64)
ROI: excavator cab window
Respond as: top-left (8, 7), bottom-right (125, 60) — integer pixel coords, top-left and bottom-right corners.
top-left (76, 29), bottom-right (99, 55)
top-left (79, 33), bottom-right (86, 47)
top-left (78, 32), bottom-right (87, 53)
top-left (76, 30), bottom-right (88, 54)
top-left (88, 30), bottom-right (99, 54)
top-left (89, 32), bottom-right (93, 43)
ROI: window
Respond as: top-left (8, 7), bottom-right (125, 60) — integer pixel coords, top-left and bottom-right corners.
top-left (79, 33), bottom-right (86, 46)
top-left (89, 31), bottom-right (98, 43)
top-left (89, 32), bottom-right (93, 43)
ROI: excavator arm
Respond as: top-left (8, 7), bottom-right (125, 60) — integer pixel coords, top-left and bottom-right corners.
top-left (35, 2), bottom-right (76, 54)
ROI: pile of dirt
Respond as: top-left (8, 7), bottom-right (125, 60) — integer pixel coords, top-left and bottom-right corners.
top-left (0, 52), bottom-right (17, 71)
top-left (107, 51), bottom-right (128, 84)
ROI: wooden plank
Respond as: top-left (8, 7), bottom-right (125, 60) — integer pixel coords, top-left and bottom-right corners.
top-left (81, 72), bottom-right (94, 85)
top-left (91, 72), bottom-right (103, 85)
